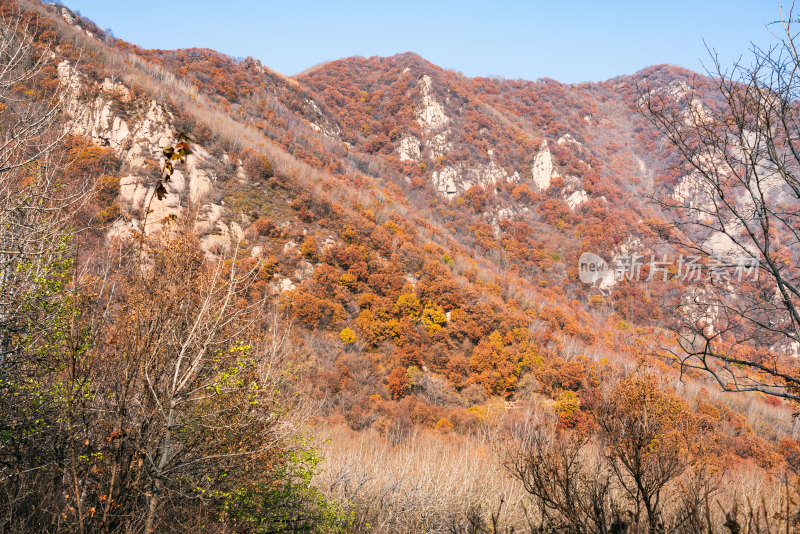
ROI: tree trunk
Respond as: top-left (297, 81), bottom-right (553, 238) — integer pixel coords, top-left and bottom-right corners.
top-left (144, 401), bottom-right (175, 533)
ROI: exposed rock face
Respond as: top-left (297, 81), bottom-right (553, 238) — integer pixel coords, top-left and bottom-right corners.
top-left (560, 174), bottom-right (589, 210)
top-left (274, 277), bottom-right (296, 293)
top-left (146, 190), bottom-right (183, 227)
top-left (195, 204), bottom-right (224, 235)
top-left (477, 160), bottom-right (511, 185)
top-left (100, 78), bottom-right (131, 99)
top-left (566, 189), bottom-right (589, 209)
top-left (189, 169), bottom-right (213, 203)
top-left (119, 176), bottom-right (148, 210)
top-left (557, 134), bottom-right (581, 147)
top-left (642, 79), bottom-right (712, 128)
top-left (303, 97), bottom-right (341, 139)
top-left (294, 260), bottom-right (314, 282)
top-left (771, 339), bottom-right (800, 359)
top-left (672, 172), bottom-right (716, 218)
top-left (185, 145), bottom-right (215, 204)
top-left (321, 236), bottom-right (337, 252)
top-left (59, 60), bottom-right (227, 248)
top-left (58, 6), bottom-right (75, 24)
top-left (283, 240), bottom-right (299, 254)
top-left (74, 99), bottom-right (130, 150)
top-left (414, 75), bottom-right (456, 162)
top-left (666, 80), bottom-right (691, 101)
top-left (417, 75), bottom-right (449, 133)
top-left (425, 132), bottom-right (452, 159)
top-left (59, 62), bottom-right (127, 150)
top-left (620, 237), bottom-right (643, 256)
top-left (432, 166), bottom-right (459, 196)
top-left (397, 136), bottom-right (422, 161)
top-left (410, 74), bottom-right (523, 197)
top-left (59, 62), bottom-right (171, 163)
top-left (702, 230), bottom-right (743, 256)
top-left (531, 141), bottom-right (554, 191)
top-left (123, 101), bottom-right (174, 168)
top-left (118, 174), bottom-right (182, 233)
top-left (432, 160), bottom-right (518, 197)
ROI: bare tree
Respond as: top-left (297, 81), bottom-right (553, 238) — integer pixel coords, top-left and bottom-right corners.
top-left (503, 374), bottom-right (710, 534)
top-left (504, 418), bottom-right (619, 533)
top-left (0, 4), bottom-right (77, 363)
top-left (0, 7), bottom-right (70, 173)
top-left (87, 228), bottom-right (307, 533)
top-left (641, 6), bottom-right (800, 402)
top-left (596, 374), bottom-right (695, 532)
top-left (0, 9), bottom-right (87, 525)
top-left (0, 219), bottom-right (321, 532)
top-left (0, 6), bottom-right (326, 531)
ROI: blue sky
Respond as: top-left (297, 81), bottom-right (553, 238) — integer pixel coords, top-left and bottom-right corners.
top-left (61, 1), bottom-right (782, 83)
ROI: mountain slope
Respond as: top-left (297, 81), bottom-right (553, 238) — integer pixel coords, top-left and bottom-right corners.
top-left (21, 0), bottom-right (799, 477)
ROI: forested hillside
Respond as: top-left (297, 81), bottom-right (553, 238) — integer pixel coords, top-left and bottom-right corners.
top-left (2, 1), bottom-right (800, 532)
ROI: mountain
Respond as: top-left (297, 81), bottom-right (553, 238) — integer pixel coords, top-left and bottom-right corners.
top-left (3, 1), bottom-right (799, 531)
top-left (46, 0), bottom-right (795, 467)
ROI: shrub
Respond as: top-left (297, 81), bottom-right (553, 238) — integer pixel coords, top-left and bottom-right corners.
top-left (387, 366), bottom-right (410, 399)
top-left (339, 327), bottom-right (356, 345)
top-left (243, 149), bottom-right (274, 180)
top-left (252, 217), bottom-right (280, 237)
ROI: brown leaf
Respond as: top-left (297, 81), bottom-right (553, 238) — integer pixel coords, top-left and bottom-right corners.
top-left (155, 182), bottom-right (167, 200)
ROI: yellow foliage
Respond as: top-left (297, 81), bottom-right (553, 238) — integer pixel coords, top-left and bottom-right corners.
top-left (384, 220), bottom-right (403, 235)
top-left (556, 390), bottom-right (580, 418)
top-left (339, 272), bottom-right (358, 290)
top-left (406, 365), bottom-right (423, 386)
top-left (421, 304), bottom-right (447, 335)
top-left (449, 308), bottom-right (466, 322)
top-left (467, 405), bottom-right (487, 422)
top-left (300, 236), bottom-right (318, 259)
top-left (395, 293), bottom-right (422, 320)
top-left (435, 418), bottom-right (454, 433)
top-left (339, 327), bottom-right (356, 345)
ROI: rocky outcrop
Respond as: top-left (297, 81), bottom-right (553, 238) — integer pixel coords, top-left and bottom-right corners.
top-left (123, 101), bottom-right (174, 167)
top-left (531, 141), bottom-right (555, 191)
top-left (557, 134), bottom-right (581, 147)
top-left (432, 160), bottom-right (518, 198)
top-left (560, 174), bottom-right (589, 210)
top-left (566, 189), bottom-right (589, 209)
top-left (672, 172), bottom-right (715, 218)
top-left (59, 61), bottom-right (227, 247)
top-left (417, 75), bottom-right (449, 133)
top-left (303, 97), bottom-right (341, 139)
top-left (414, 75), bottom-right (455, 160)
top-left (431, 166), bottom-right (459, 197)
top-left (397, 136), bottom-right (422, 161)
top-left (425, 133), bottom-right (452, 159)
top-left (59, 62), bottom-right (171, 163)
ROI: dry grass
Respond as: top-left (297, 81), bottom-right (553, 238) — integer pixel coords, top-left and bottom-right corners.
top-left (314, 424), bottom-right (528, 532)
top-left (313, 422), bottom-right (795, 533)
